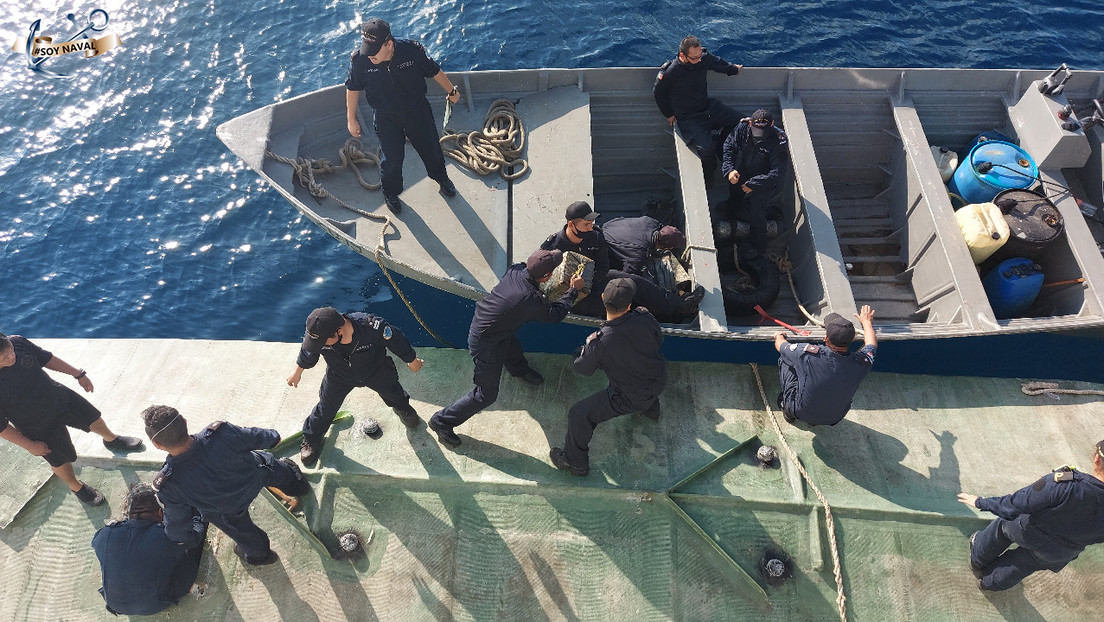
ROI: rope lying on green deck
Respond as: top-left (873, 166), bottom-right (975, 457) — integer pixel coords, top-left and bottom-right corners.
top-left (751, 362), bottom-right (848, 622)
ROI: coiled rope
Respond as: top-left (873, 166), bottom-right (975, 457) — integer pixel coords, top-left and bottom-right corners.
top-left (769, 251), bottom-right (865, 338)
top-left (265, 140), bottom-right (453, 347)
top-left (440, 99), bottom-right (529, 180)
top-left (750, 362), bottom-right (848, 622)
top-left (1021, 382), bottom-right (1104, 397)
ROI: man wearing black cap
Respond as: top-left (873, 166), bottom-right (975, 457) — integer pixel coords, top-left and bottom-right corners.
top-left (0, 333), bottom-right (143, 507)
top-left (713, 108), bottom-right (789, 262)
top-left (288, 307), bottom-right (425, 466)
top-left (957, 441), bottom-right (1104, 591)
top-left (774, 305), bottom-right (877, 426)
top-left (602, 216), bottom-right (689, 276)
top-left (92, 483), bottom-right (207, 615)
top-left (551, 278), bottom-right (667, 476)
top-left (144, 405), bottom-right (310, 566)
top-left (345, 18), bottom-right (461, 214)
top-left (653, 35), bottom-right (743, 181)
top-left (428, 250), bottom-right (584, 448)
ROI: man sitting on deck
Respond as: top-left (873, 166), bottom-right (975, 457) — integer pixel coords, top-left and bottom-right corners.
top-left (428, 250), bottom-right (583, 448)
top-left (92, 483), bottom-right (207, 616)
top-left (539, 201), bottom-right (702, 321)
top-left (653, 35), bottom-right (743, 184)
top-left (774, 306), bottom-right (877, 426)
top-left (957, 440), bottom-right (1104, 591)
top-left (551, 278), bottom-right (667, 476)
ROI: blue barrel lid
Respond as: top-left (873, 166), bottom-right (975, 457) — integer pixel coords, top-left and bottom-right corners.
top-left (968, 140), bottom-right (1037, 190)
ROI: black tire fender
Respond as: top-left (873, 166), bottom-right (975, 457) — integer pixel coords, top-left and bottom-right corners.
top-left (722, 256), bottom-right (781, 315)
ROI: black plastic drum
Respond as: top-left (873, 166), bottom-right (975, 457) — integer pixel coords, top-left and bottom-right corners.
top-left (991, 189), bottom-right (1064, 262)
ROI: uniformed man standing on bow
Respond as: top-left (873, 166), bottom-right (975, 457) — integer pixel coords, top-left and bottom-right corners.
top-left (653, 35), bottom-right (743, 182)
top-left (429, 249), bottom-right (583, 448)
top-left (774, 306), bottom-right (877, 426)
top-left (92, 483), bottom-right (207, 616)
top-left (288, 307), bottom-right (425, 467)
top-left (957, 441), bottom-right (1104, 591)
top-left (144, 405), bottom-right (310, 566)
top-left (551, 278), bottom-right (667, 476)
top-left (345, 18), bottom-right (461, 214)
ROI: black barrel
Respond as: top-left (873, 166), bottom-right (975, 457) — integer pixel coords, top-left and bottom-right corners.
top-left (987, 189), bottom-right (1065, 266)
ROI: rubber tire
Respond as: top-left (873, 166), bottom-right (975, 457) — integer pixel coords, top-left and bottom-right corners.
top-left (722, 256), bottom-right (781, 315)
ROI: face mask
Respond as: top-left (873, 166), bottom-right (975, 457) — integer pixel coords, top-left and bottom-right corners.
top-left (750, 126), bottom-right (767, 139)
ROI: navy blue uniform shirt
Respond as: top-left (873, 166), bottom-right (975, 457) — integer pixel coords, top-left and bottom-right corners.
top-left (92, 517), bottom-right (203, 616)
top-left (977, 468), bottom-right (1104, 562)
top-left (296, 313), bottom-right (416, 384)
top-left (602, 216), bottom-right (668, 275)
top-left (540, 225), bottom-right (611, 282)
top-left (721, 122), bottom-right (789, 194)
top-left (345, 39), bottom-right (441, 117)
top-left (0, 335), bottom-right (60, 434)
top-left (154, 422), bottom-right (280, 546)
top-left (653, 51), bottom-right (740, 120)
top-left (779, 342), bottom-right (875, 425)
top-left (574, 308), bottom-right (667, 412)
top-left (468, 264), bottom-right (577, 354)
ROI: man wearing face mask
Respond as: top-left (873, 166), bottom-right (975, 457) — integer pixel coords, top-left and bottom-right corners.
top-left (345, 18), bottom-right (461, 214)
top-left (713, 109), bottom-right (789, 263)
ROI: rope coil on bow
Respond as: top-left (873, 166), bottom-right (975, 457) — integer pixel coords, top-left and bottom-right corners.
top-left (440, 99), bottom-right (529, 180)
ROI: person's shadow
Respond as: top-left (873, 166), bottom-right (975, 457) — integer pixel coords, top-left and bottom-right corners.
top-left (812, 419), bottom-right (964, 514)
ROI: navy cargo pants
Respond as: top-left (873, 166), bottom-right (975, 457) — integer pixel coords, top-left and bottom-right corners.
top-left (302, 358), bottom-right (411, 440)
top-left (374, 100), bottom-right (450, 199)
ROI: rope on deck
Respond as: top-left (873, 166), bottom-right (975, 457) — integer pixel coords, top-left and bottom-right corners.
top-left (440, 99), bottom-right (529, 180)
top-left (770, 251), bottom-right (865, 339)
top-left (266, 141), bottom-right (453, 348)
top-left (1022, 382), bottom-right (1104, 397)
top-left (750, 362), bottom-right (848, 622)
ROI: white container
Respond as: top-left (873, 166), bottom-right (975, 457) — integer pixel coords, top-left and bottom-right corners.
top-left (955, 202), bottom-right (1009, 265)
top-left (931, 146), bottom-right (959, 183)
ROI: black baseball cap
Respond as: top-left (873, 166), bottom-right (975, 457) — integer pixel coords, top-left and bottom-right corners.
top-left (656, 225), bottom-right (686, 251)
top-left (303, 307), bottom-right (344, 353)
top-left (824, 312), bottom-right (856, 347)
top-left (751, 109), bottom-right (774, 125)
top-left (602, 278), bottom-right (636, 310)
top-left (526, 249), bottom-right (563, 280)
top-left (360, 19), bottom-right (391, 56)
top-left (565, 201), bottom-right (598, 222)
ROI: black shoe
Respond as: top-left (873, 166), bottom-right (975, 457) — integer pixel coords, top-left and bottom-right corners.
top-left (776, 392), bottom-right (784, 410)
top-left (515, 368), bottom-right (544, 386)
top-left (234, 544), bottom-right (279, 566)
top-left (393, 404), bottom-right (422, 428)
top-left (384, 195), bottom-right (402, 214)
top-left (276, 458), bottom-right (311, 497)
top-left (641, 401), bottom-right (661, 421)
top-left (429, 415), bottom-right (461, 448)
top-left (969, 531), bottom-right (984, 579)
top-left (550, 448), bottom-right (589, 476)
top-left (676, 285), bottom-right (706, 316)
top-left (439, 181), bottom-right (457, 197)
top-left (782, 409), bottom-right (796, 424)
top-left (300, 435), bottom-right (322, 468)
top-left (73, 483), bottom-right (105, 506)
top-left (103, 435), bottom-right (143, 452)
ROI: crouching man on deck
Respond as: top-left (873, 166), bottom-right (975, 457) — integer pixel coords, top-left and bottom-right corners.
top-left (957, 441), bottom-right (1104, 591)
top-left (774, 306), bottom-right (877, 426)
top-left (144, 405), bottom-right (310, 566)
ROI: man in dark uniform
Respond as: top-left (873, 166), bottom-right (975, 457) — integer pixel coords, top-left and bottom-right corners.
top-left (602, 216), bottom-right (690, 276)
top-left (551, 278), bottom-right (667, 476)
top-left (287, 307), bottom-right (425, 467)
top-left (957, 440), bottom-right (1104, 591)
top-left (92, 483), bottom-right (207, 615)
top-left (0, 333), bottom-right (143, 506)
top-left (774, 306), bottom-right (877, 426)
top-left (539, 201), bottom-right (701, 321)
top-left (653, 35), bottom-right (743, 180)
top-left (144, 405), bottom-right (310, 566)
top-left (429, 249), bottom-right (584, 448)
top-left (345, 18), bottom-right (461, 214)
top-left (714, 109), bottom-right (789, 262)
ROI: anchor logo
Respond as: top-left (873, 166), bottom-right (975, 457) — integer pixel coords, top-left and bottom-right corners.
top-left (12, 10), bottom-right (121, 79)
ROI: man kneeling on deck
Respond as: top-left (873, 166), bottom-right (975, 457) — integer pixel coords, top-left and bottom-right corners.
top-left (957, 441), bottom-right (1104, 591)
top-left (144, 405), bottom-right (310, 566)
top-left (92, 483), bottom-right (207, 616)
top-left (551, 278), bottom-right (667, 476)
top-left (774, 305), bottom-right (877, 426)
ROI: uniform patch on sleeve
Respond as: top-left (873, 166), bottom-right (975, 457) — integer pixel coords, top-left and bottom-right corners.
top-left (382, 326), bottom-right (392, 340)
top-left (656, 72), bottom-right (663, 80)
top-left (803, 344), bottom-right (819, 354)
top-left (788, 343), bottom-right (800, 351)
top-left (205, 421), bottom-right (224, 431)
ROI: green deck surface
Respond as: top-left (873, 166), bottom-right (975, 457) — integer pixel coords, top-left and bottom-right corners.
top-left (0, 339), bottom-right (1101, 621)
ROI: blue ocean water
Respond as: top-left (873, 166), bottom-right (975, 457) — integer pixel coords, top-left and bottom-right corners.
top-left (1, 1), bottom-right (1102, 344)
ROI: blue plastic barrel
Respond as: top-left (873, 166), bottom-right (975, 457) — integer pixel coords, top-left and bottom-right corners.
top-left (948, 141), bottom-right (1038, 205)
top-left (982, 257), bottom-right (1043, 319)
